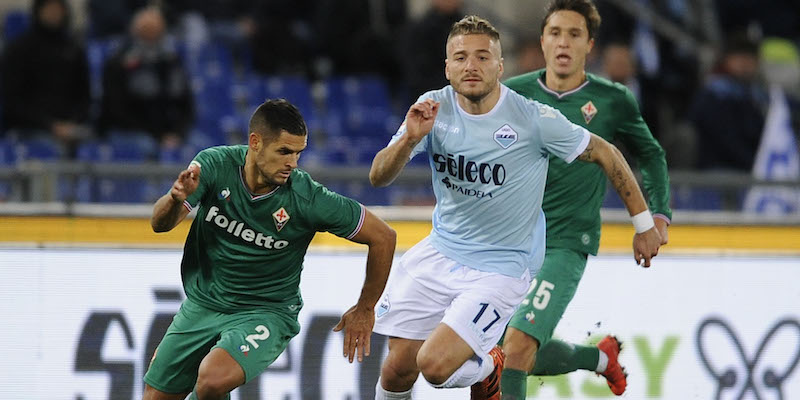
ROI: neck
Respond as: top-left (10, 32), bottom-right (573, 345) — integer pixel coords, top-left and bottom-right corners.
top-left (544, 68), bottom-right (587, 92)
top-left (456, 84), bottom-right (502, 115)
top-left (243, 156), bottom-right (276, 195)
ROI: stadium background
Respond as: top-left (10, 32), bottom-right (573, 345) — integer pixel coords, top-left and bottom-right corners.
top-left (0, 0), bottom-right (798, 399)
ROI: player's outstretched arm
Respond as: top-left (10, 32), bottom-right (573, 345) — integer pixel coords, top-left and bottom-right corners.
top-left (333, 208), bottom-right (396, 363)
top-left (577, 134), bottom-right (662, 267)
top-left (151, 164), bottom-right (199, 232)
top-left (369, 99), bottom-right (439, 187)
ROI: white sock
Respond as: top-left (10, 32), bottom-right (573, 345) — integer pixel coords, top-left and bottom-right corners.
top-left (375, 380), bottom-right (413, 400)
top-left (596, 349), bottom-right (609, 373)
top-left (431, 351), bottom-right (494, 388)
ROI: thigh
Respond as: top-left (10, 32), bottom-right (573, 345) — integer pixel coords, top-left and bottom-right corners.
top-left (144, 300), bottom-right (221, 394)
top-left (213, 310), bottom-right (300, 384)
top-left (373, 241), bottom-right (455, 340)
top-left (440, 267), bottom-right (531, 356)
top-left (507, 248), bottom-right (588, 345)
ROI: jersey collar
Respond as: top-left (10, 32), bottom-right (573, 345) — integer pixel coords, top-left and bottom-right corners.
top-left (238, 165), bottom-right (281, 201)
top-left (537, 73), bottom-right (591, 99)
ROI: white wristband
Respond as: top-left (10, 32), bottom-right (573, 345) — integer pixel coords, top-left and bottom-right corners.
top-left (632, 210), bottom-right (655, 233)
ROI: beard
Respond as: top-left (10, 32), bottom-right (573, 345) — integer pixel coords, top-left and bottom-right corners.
top-left (454, 80), bottom-right (496, 103)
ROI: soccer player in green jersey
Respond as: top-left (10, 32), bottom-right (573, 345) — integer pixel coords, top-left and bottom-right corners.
top-left (498, 1), bottom-right (672, 398)
top-left (143, 99), bottom-right (397, 400)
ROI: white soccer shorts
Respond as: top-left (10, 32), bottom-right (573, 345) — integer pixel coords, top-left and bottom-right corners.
top-left (373, 237), bottom-right (530, 355)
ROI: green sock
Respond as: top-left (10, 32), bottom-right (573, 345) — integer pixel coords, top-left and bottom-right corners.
top-left (500, 368), bottom-right (528, 400)
top-left (530, 339), bottom-right (599, 375)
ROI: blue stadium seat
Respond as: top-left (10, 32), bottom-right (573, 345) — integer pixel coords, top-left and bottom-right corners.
top-left (0, 139), bottom-right (16, 200)
top-left (324, 77), bottom-right (394, 138)
top-left (3, 10), bottom-right (30, 42)
top-left (86, 38), bottom-right (122, 98)
top-left (247, 76), bottom-right (316, 123)
top-left (16, 138), bottom-right (61, 161)
top-left (159, 143), bottom-right (200, 165)
top-left (672, 187), bottom-right (723, 211)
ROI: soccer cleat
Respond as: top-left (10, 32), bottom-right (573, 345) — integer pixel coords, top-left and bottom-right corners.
top-left (470, 345), bottom-right (505, 400)
top-left (597, 335), bottom-right (628, 395)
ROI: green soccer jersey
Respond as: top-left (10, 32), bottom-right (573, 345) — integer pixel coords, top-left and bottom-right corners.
top-left (504, 70), bottom-right (672, 255)
top-left (180, 145), bottom-right (365, 313)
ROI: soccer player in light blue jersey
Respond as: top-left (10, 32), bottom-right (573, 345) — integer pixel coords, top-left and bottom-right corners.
top-left (368, 15), bottom-right (662, 400)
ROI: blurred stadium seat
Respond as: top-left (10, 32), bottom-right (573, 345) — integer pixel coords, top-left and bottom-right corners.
top-left (324, 77), bottom-right (395, 139)
top-left (15, 138), bottom-right (60, 161)
top-left (3, 10), bottom-right (29, 42)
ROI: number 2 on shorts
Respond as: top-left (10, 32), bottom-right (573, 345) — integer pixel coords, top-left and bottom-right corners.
top-left (245, 325), bottom-right (271, 349)
top-left (472, 303), bottom-right (501, 332)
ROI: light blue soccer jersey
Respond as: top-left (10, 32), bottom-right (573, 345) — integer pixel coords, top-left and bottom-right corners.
top-left (389, 85), bottom-right (590, 278)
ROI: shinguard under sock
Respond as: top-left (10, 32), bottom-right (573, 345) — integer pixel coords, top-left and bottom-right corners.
top-left (530, 339), bottom-right (600, 376)
top-left (500, 368), bottom-right (527, 400)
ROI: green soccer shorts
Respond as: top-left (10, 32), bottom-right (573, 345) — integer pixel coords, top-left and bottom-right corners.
top-left (507, 247), bottom-right (588, 346)
top-left (144, 298), bottom-right (300, 394)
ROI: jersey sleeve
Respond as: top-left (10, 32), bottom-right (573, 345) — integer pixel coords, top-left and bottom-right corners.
top-left (183, 148), bottom-right (218, 211)
top-left (387, 93), bottom-right (432, 160)
top-left (534, 102), bottom-right (591, 163)
top-left (307, 186), bottom-right (366, 239)
top-left (615, 89), bottom-right (673, 221)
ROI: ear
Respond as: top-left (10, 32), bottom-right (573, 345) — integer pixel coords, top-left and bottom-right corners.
top-left (498, 57), bottom-right (504, 79)
top-left (248, 132), bottom-right (260, 152)
top-left (587, 38), bottom-right (595, 55)
top-left (445, 58), bottom-right (450, 81)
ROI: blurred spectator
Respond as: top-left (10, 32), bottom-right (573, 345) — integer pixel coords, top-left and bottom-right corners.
top-left (715, 0), bottom-right (800, 43)
top-left (398, 0), bottom-right (462, 105)
top-left (164, 0), bottom-right (255, 53)
top-left (600, 42), bottom-right (640, 101)
top-left (250, 0), bottom-right (315, 76)
top-left (98, 6), bottom-right (194, 154)
top-left (87, 0), bottom-right (147, 39)
top-left (514, 38), bottom-right (546, 74)
top-left (315, 0), bottom-right (407, 80)
top-left (595, 0), bottom-right (707, 141)
top-left (689, 35), bottom-right (768, 171)
top-left (0, 0), bottom-right (91, 158)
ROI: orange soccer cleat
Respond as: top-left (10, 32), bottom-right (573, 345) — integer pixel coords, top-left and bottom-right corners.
top-left (470, 345), bottom-right (506, 400)
top-left (597, 335), bottom-right (628, 395)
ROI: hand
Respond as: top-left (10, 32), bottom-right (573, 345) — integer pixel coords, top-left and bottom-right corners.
top-left (170, 164), bottom-right (200, 203)
top-left (633, 227), bottom-right (662, 268)
top-left (333, 305), bottom-right (375, 363)
top-left (654, 217), bottom-right (669, 245)
top-left (404, 99), bottom-right (440, 143)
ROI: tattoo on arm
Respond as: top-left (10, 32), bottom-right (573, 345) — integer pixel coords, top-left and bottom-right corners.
top-left (610, 158), bottom-right (632, 199)
top-left (578, 139), bottom-right (595, 162)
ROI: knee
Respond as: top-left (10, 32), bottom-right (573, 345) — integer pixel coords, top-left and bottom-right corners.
top-left (502, 328), bottom-right (539, 371)
top-left (194, 367), bottom-right (238, 399)
top-left (416, 351), bottom-right (454, 385)
top-left (381, 358), bottom-right (420, 390)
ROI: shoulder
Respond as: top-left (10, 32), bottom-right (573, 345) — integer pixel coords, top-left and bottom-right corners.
top-left (285, 168), bottom-right (325, 203)
top-left (586, 73), bottom-right (632, 102)
top-left (194, 145), bottom-right (246, 168)
top-left (416, 86), bottom-right (453, 104)
top-left (504, 69), bottom-right (544, 90)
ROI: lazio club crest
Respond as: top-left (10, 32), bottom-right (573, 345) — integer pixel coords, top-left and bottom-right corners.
top-left (272, 207), bottom-right (290, 231)
top-left (493, 124), bottom-right (518, 149)
top-left (581, 101), bottom-right (598, 124)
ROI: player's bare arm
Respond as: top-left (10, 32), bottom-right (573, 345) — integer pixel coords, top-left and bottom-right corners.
top-left (151, 164), bottom-right (199, 232)
top-left (369, 99), bottom-right (440, 187)
top-left (577, 134), bottom-right (662, 267)
top-left (333, 208), bottom-right (397, 363)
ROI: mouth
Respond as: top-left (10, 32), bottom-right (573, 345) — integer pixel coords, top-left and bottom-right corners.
top-left (555, 54), bottom-right (572, 64)
top-left (462, 76), bottom-right (482, 82)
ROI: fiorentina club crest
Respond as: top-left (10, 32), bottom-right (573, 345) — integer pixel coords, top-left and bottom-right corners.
top-left (272, 207), bottom-right (290, 231)
top-left (581, 101), bottom-right (598, 124)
